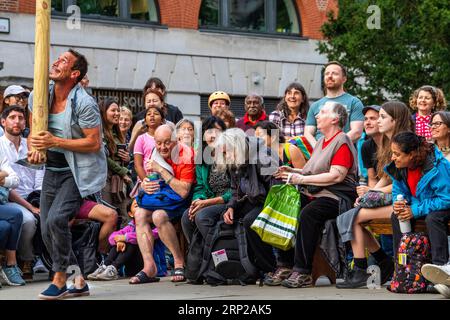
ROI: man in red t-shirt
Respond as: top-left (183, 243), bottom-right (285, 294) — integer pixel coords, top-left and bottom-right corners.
top-left (131, 124), bottom-right (195, 284)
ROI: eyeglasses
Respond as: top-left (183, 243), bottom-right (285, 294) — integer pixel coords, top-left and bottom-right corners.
top-left (428, 121), bottom-right (444, 128)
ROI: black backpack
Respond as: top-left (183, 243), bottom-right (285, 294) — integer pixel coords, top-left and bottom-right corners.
top-left (388, 232), bottom-right (431, 293)
top-left (199, 220), bottom-right (261, 286)
top-left (71, 221), bottom-right (102, 277)
top-left (40, 220), bottom-right (101, 277)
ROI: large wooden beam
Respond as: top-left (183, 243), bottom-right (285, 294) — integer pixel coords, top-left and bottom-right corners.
top-left (31, 0), bottom-right (51, 160)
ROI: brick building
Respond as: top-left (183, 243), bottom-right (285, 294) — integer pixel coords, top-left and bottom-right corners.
top-left (0, 0), bottom-right (337, 118)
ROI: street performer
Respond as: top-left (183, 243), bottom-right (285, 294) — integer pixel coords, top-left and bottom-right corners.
top-left (28, 49), bottom-right (107, 300)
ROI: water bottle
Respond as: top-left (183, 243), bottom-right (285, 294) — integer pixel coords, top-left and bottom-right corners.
top-left (396, 194), bottom-right (411, 233)
top-left (147, 171), bottom-right (161, 191)
top-left (359, 176), bottom-right (368, 186)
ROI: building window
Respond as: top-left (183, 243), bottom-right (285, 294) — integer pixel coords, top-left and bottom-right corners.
top-left (199, 0), bottom-right (300, 35)
top-left (52, 0), bottom-right (159, 23)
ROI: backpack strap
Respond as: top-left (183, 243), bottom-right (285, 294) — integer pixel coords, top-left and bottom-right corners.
top-left (198, 220), bottom-right (223, 278)
top-left (235, 220), bottom-right (259, 278)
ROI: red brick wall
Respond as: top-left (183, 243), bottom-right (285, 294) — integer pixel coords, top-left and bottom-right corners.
top-left (158, 0), bottom-right (201, 29)
top-left (18, 0), bottom-right (36, 14)
top-left (2, 0), bottom-right (337, 39)
top-left (0, 0), bottom-right (19, 12)
top-left (296, 0), bottom-right (338, 39)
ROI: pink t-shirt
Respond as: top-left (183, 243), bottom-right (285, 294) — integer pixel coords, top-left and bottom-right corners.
top-left (134, 133), bottom-right (155, 171)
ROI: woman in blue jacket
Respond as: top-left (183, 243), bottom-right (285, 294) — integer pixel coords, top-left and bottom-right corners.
top-left (386, 131), bottom-right (450, 266)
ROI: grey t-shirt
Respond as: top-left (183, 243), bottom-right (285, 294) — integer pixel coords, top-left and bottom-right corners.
top-left (306, 92), bottom-right (364, 140)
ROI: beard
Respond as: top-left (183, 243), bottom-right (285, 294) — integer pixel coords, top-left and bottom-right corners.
top-left (5, 127), bottom-right (22, 136)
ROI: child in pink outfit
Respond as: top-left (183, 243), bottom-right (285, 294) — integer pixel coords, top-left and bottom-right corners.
top-left (87, 200), bottom-right (159, 281)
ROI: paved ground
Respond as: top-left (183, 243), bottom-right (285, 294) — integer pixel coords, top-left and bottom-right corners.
top-left (0, 273), bottom-right (446, 300)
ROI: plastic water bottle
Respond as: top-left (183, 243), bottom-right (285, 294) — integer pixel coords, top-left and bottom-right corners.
top-left (397, 194), bottom-right (411, 233)
top-left (359, 176), bottom-right (368, 186)
top-left (147, 171), bottom-right (161, 191)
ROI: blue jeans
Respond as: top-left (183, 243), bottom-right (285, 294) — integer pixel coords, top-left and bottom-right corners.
top-left (0, 205), bottom-right (23, 251)
top-left (40, 170), bottom-right (83, 273)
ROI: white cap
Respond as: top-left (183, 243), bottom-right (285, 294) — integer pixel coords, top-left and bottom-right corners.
top-left (3, 85), bottom-right (27, 98)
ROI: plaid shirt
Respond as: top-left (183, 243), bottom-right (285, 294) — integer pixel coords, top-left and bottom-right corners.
top-left (269, 110), bottom-right (306, 138)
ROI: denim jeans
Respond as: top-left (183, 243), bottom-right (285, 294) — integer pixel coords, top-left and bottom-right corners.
top-left (40, 170), bottom-right (82, 273)
top-left (1, 202), bottom-right (37, 262)
top-left (0, 205), bottom-right (23, 251)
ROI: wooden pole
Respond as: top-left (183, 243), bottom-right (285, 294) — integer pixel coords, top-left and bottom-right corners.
top-left (31, 0), bottom-right (51, 161)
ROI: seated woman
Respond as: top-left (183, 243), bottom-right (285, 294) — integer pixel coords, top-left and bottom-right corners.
top-left (217, 128), bottom-right (279, 274)
top-left (430, 111), bottom-right (450, 161)
top-left (388, 132), bottom-right (450, 269)
top-left (273, 101), bottom-right (358, 288)
top-left (181, 116), bottom-right (228, 242)
top-left (336, 101), bottom-right (413, 289)
top-left (100, 98), bottom-right (132, 225)
top-left (253, 121), bottom-right (307, 285)
top-left (119, 106), bottom-right (133, 144)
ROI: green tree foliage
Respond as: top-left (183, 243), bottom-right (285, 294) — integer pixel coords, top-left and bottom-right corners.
top-left (317, 0), bottom-right (450, 106)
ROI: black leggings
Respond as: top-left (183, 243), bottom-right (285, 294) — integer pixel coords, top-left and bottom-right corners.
top-left (238, 201), bottom-right (276, 273)
top-left (104, 243), bottom-right (143, 274)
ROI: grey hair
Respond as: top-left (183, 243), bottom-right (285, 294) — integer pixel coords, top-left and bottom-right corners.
top-left (175, 118), bottom-right (195, 131)
top-left (245, 93), bottom-right (264, 106)
top-left (323, 101), bottom-right (348, 129)
top-left (214, 128), bottom-right (247, 172)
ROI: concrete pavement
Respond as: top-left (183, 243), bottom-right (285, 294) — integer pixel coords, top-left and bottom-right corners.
top-left (0, 274), bottom-right (446, 300)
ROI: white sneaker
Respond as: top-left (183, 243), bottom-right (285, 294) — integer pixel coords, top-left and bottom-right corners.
top-left (87, 264), bottom-right (107, 280)
top-left (434, 284), bottom-right (450, 299)
top-left (33, 258), bottom-right (49, 274)
top-left (421, 263), bottom-right (450, 286)
top-left (96, 265), bottom-right (118, 281)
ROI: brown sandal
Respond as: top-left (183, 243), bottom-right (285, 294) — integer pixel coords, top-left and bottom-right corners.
top-left (264, 267), bottom-right (292, 286)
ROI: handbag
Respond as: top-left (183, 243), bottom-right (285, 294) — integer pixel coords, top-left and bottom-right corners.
top-left (359, 190), bottom-right (392, 208)
top-left (110, 174), bottom-right (127, 203)
top-left (250, 176), bottom-right (301, 251)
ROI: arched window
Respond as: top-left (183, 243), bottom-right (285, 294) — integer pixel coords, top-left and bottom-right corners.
top-left (199, 0), bottom-right (301, 35)
top-left (52, 0), bottom-right (159, 23)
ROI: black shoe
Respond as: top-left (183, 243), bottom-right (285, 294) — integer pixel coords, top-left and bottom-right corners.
top-left (378, 257), bottom-right (394, 285)
top-left (336, 267), bottom-right (369, 289)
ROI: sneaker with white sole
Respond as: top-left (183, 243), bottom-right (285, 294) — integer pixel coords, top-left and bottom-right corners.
top-left (421, 263), bottom-right (450, 286)
top-left (0, 265), bottom-right (26, 286)
top-left (434, 284), bottom-right (450, 299)
top-left (87, 263), bottom-right (107, 280)
top-left (96, 265), bottom-right (118, 281)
